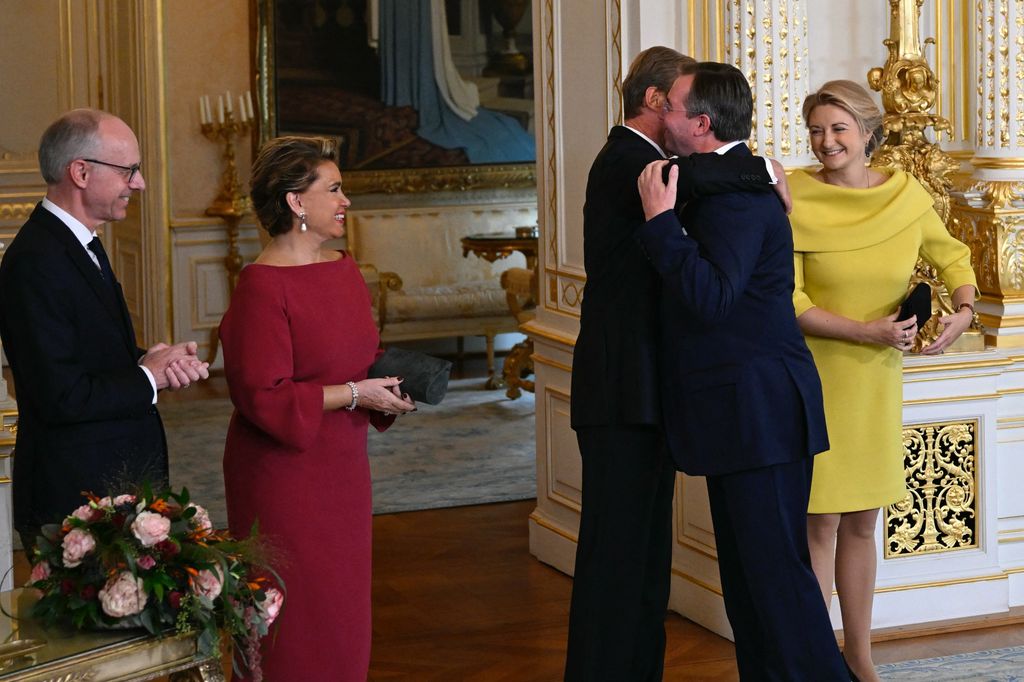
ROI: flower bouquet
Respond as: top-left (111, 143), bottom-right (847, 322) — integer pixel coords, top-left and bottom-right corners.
top-left (26, 484), bottom-right (282, 680)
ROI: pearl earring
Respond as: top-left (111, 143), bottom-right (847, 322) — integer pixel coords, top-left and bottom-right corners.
top-left (299, 212), bottom-right (308, 233)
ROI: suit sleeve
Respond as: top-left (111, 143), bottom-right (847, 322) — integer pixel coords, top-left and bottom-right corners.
top-left (2, 252), bottom-right (153, 424)
top-left (673, 152), bottom-right (774, 204)
top-left (219, 273), bottom-right (325, 452)
top-left (636, 200), bottom-right (766, 325)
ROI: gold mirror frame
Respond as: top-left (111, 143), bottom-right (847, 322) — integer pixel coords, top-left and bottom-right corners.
top-left (252, 0), bottom-right (537, 195)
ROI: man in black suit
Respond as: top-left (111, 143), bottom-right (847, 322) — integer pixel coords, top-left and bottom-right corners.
top-left (636, 62), bottom-right (848, 679)
top-left (0, 109), bottom-right (210, 550)
top-left (566, 47), bottom-right (787, 682)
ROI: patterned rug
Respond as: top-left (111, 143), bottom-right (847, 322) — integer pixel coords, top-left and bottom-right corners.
top-left (161, 379), bottom-right (537, 527)
top-left (877, 645), bottom-right (1024, 680)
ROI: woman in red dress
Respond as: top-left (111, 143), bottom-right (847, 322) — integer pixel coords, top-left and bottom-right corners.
top-left (219, 136), bottom-right (416, 680)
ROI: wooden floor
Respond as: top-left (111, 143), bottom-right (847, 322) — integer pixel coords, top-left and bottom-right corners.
top-left (7, 361), bottom-right (1024, 679)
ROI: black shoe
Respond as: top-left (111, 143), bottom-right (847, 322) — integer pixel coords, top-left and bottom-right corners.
top-left (842, 655), bottom-right (860, 682)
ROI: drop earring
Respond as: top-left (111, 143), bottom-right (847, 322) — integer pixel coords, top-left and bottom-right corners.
top-left (299, 212), bottom-right (308, 233)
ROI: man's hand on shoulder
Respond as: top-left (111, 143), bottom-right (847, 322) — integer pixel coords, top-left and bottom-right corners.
top-left (638, 160), bottom-right (677, 221)
top-left (769, 159), bottom-right (792, 214)
top-left (141, 341), bottom-right (210, 391)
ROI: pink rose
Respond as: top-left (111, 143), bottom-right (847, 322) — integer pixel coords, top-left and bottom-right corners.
top-left (191, 568), bottom-right (223, 601)
top-left (258, 587), bottom-right (284, 625)
top-left (69, 504), bottom-right (99, 523)
top-left (131, 511), bottom-right (171, 547)
top-left (113, 494), bottom-right (137, 506)
top-left (137, 555), bottom-right (157, 570)
top-left (187, 504), bottom-right (212, 532)
top-left (27, 561), bottom-right (51, 585)
top-left (61, 528), bottom-right (96, 568)
top-left (98, 572), bottom-right (148, 617)
top-left (97, 496), bottom-right (113, 509)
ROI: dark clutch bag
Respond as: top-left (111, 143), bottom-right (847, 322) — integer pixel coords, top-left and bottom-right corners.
top-left (368, 348), bottom-right (453, 405)
top-left (897, 282), bottom-right (932, 329)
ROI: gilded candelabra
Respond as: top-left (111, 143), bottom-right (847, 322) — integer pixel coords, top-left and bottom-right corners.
top-left (199, 91), bottom-right (254, 363)
top-left (867, 0), bottom-right (982, 352)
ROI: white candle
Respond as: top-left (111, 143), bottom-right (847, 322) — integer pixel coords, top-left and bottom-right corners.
top-left (225, 90), bottom-right (233, 113)
top-left (218, 95), bottom-right (225, 124)
top-left (245, 90), bottom-right (254, 121)
top-left (198, 96), bottom-right (206, 124)
top-left (204, 95), bottom-right (212, 124)
top-left (238, 94), bottom-right (246, 122)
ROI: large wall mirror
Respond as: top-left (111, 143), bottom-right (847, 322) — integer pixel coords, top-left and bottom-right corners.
top-left (254, 0), bottom-right (538, 194)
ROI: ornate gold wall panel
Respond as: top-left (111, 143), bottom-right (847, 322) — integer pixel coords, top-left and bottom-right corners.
top-left (952, 200), bottom-right (1024, 298)
top-left (724, 0), bottom-right (811, 162)
top-left (886, 419), bottom-right (979, 558)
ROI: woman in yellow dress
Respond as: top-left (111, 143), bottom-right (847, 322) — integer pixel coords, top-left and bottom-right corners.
top-left (789, 80), bottom-right (977, 682)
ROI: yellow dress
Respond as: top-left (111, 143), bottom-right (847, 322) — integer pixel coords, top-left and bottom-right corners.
top-left (789, 169), bottom-right (976, 514)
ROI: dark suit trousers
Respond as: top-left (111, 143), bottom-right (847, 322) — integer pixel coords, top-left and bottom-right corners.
top-left (565, 426), bottom-right (675, 682)
top-left (706, 458), bottom-right (848, 681)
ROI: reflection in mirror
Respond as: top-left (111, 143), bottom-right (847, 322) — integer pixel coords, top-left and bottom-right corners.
top-left (255, 0), bottom-right (537, 194)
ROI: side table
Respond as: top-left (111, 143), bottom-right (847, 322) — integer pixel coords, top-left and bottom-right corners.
top-left (461, 231), bottom-right (538, 399)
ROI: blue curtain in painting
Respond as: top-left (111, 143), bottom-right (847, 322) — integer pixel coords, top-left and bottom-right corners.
top-left (379, 0), bottom-right (535, 164)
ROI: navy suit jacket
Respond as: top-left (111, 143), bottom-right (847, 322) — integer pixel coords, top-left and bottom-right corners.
top-left (636, 145), bottom-right (828, 476)
top-left (0, 204), bottom-right (167, 533)
top-left (571, 126), bottom-right (773, 429)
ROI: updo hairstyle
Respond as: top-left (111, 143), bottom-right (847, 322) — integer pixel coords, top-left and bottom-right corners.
top-left (250, 136), bottom-right (338, 236)
top-left (801, 80), bottom-right (884, 157)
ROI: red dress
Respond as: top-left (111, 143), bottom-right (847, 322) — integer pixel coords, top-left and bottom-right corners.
top-left (220, 253), bottom-right (391, 681)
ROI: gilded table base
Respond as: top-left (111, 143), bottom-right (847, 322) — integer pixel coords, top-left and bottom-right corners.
top-left (502, 339), bottom-right (535, 399)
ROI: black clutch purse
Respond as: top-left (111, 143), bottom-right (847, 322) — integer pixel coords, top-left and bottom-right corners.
top-left (367, 348), bottom-right (453, 405)
top-left (897, 282), bottom-right (932, 329)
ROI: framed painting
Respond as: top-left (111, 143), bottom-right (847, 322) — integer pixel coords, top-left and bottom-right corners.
top-left (253, 0), bottom-right (537, 194)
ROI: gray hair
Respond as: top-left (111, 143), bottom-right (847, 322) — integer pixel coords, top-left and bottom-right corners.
top-left (37, 109), bottom-right (107, 184)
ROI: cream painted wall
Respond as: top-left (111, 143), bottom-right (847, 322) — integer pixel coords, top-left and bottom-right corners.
top-left (0, 3), bottom-right (64, 156)
top-left (164, 1), bottom-right (253, 221)
top-left (163, 1), bottom-right (262, 360)
top-left (805, 1), bottom-right (889, 92)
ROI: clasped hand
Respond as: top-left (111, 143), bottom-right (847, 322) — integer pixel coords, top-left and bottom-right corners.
top-left (864, 313), bottom-right (918, 351)
top-left (866, 307), bottom-right (972, 354)
top-left (141, 341), bottom-right (210, 390)
top-left (921, 307), bottom-right (973, 355)
top-left (356, 377), bottom-right (416, 415)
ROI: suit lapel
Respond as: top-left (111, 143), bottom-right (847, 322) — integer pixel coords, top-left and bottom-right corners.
top-left (31, 206), bottom-right (138, 353)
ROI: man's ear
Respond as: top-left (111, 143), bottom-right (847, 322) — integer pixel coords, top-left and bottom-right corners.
top-left (694, 113), bottom-right (714, 136)
top-left (643, 85), bottom-right (664, 113)
top-left (68, 159), bottom-right (89, 189)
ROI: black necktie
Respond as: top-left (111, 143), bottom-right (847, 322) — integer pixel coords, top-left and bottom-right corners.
top-left (87, 237), bottom-right (117, 289)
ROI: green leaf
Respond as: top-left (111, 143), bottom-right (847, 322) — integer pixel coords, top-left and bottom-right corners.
top-left (140, 608), bottom-right (158, 635)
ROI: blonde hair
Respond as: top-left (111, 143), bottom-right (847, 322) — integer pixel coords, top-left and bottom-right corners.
top-left (802, 80), bottom-right (884, 156)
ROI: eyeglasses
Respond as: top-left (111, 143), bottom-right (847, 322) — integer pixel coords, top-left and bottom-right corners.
top-left (82, 158), bottom-right (142, 183)
top-left (663, 102), bottom-right (702, 118)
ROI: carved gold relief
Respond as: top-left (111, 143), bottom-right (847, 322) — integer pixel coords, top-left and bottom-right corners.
top-left (885, 420), bottom-right (978, 558)
top-left (952, 190), bottom-right (1024, 299)
top-left (950, 210), bottom-right (999, 292)
top-left (868, 0), bottom-right (983, 352)
top-left (0, 202), bottom-right (36, 222)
